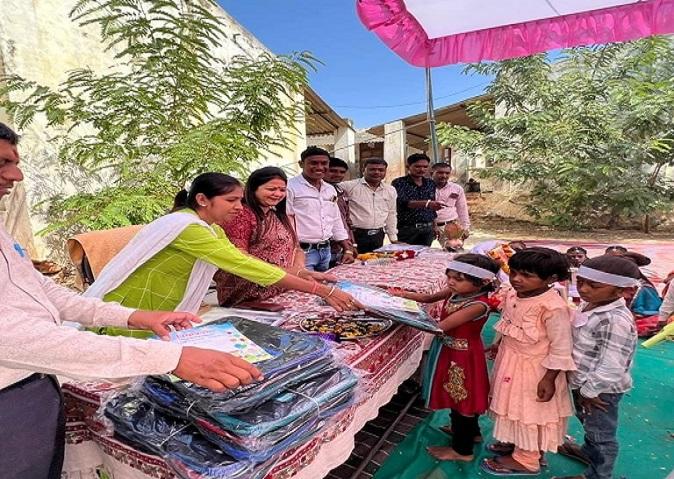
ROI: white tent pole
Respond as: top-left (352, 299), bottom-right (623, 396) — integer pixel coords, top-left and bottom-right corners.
top-left (425, 67), bottom-right (440, 163)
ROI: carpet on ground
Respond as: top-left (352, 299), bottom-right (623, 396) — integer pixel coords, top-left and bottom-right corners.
top-left (375, 313), bottom-right (674, 479)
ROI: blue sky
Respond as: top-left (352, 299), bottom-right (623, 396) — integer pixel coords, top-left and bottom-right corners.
top-left (217, 1), bottom-right (492, 129)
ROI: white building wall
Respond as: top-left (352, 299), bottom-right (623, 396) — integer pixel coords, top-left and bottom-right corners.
top-left (0, 0), bottom-right (305, 256)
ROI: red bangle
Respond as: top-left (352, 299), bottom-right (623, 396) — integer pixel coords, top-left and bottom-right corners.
top-left (310, 281), bottom-right (319, 295)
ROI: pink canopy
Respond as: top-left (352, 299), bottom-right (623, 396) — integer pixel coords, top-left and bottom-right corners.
top-left (357, 0), bottom-right (674, 66)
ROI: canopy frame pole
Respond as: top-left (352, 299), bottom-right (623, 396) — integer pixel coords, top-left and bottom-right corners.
top-left (425, 67), bottom-right (441, 163)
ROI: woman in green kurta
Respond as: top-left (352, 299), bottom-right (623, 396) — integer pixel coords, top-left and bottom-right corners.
top-left (86, 173), bottom-right (358, 322)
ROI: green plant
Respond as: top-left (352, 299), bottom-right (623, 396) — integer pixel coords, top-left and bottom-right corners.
top-left (0, 0), bottom-right (316, 236)
top-left (438, 37), bottom-right (674, 230)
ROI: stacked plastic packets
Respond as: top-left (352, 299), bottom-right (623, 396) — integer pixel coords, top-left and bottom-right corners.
top-left (103, 317), bottom-right (359, 479)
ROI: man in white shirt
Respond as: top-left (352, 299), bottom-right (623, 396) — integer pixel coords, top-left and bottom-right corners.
top-left (340, 158), bottom-right (398, 253)
top-left (0, 122), bottom-right (262, 478)
top-left (287, 146), bottom-right (354, 271)
top-left (432, 162), bottom-right (470, 251)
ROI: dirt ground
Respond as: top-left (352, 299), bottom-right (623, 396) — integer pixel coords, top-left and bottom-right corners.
top-left (465, 190), bottom-right (674, 247)
top-left (468, 214), bottom-right (674, 246)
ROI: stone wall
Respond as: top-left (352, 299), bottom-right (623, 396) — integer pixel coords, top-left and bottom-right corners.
top-left (0, 0), bottom-right (304, 257)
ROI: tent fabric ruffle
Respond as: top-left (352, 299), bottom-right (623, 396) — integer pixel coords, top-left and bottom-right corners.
top-left (356, 0), bottom-right (674, 66)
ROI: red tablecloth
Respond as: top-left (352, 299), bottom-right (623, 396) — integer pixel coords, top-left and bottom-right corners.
top-left (62, 253), bottom-right (451, 479)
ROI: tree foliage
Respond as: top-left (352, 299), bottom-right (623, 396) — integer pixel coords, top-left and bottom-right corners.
top-left (0, 0), bottom-right (316, 236)
top-left (438, 37), bottom-right (674, 229)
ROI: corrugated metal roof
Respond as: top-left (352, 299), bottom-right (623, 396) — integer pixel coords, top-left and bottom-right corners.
top-left (304, 87), bottom-right (350, 136)
top-left (366, 94), bottom-right (491, 150)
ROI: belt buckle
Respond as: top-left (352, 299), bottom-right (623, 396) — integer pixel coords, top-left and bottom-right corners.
top-left (367, 229), bottom-right (378, 236)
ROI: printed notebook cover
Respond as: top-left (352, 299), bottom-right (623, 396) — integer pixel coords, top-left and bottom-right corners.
top-left (336, 281), bottom-right (441, 333)
top-left (169, 322), bottom-right (274, 364)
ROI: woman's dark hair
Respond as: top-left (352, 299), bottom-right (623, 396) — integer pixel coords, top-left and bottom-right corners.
top-left (245, 166), bottom-right (296, 243)
top-left (172, 172), bottom-right (241, 212)
top-left (509, 247), bottom-right (571, 281)
top-left (582, 255), bottom-right (642, 282)
top-left (605, 245), bottom-right (628, 254)
top-left (447, 253), bottom-right (501, 292)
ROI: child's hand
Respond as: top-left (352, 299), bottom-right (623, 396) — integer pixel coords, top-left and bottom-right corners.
top-left (484, 343), bottom-right (499, 360)
top-left (577, 394), bottom-right (609, 413)
top-left (536, 376), bottom-right (557, 402)
top-left (388, 287), bottom-right (413, 299)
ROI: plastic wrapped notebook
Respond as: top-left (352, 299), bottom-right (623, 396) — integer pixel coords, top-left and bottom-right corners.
top-left (336, 281), bottom-right (442, 334)
top-left (374, 243), bottom-right (427, 253)
top-left (152, 317), bottom-right (334, 414)
top-left (104, 392), bottom-right (273, 479)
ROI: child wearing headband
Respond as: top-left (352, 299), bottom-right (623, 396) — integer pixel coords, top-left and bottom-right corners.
top-left (391, 253), bottom-right (500, 462)
top-left (556, 255), bottom-right (641, 479)
top-left (482, 247), bottom-right (576, 476)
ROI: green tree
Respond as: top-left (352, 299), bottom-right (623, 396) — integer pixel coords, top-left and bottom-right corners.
top-left (438, 37), bottom-right (674, 230)
top-left (0, 0), bottom-right (316, 237)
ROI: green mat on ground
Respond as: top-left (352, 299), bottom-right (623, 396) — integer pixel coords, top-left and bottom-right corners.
top-left (375, 314), bottom-right (674, 479)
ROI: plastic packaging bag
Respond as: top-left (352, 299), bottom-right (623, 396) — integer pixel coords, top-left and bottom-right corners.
top-left (104, 391), bottom-right (263, 479)
top-left (335, 281), bottom-right (442, 333)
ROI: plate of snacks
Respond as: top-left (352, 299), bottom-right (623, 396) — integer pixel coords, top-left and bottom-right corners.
top-left (299, 313), bottom-right (393, 340)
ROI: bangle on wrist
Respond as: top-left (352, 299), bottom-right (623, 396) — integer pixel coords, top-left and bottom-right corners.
top-left (310, 282), bottom-right (319, 295)
top-left (327, 286), bottom-right (336, 297)
top-left (425, 200), bottom-right (431, 208)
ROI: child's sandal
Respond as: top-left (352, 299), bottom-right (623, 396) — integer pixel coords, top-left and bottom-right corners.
top-left (480, 457), bottom-right (540, 476)
top-left (486, 441), bottom-right (515, 455)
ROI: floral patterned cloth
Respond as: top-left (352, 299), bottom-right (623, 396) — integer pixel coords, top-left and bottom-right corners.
top-left (62, 253), bottom-right (453, 479)
top-left (215, 207), bottom-right (297, 307)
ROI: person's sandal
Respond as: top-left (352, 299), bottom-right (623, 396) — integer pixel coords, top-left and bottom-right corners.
top-left (486, 441), bottom-right (515, 455)
top-left (480, 457), bottom-right (540, 476)
top-left (557, 441), bottom-right (591, 465)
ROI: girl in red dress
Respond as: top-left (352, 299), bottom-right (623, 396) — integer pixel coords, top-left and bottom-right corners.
top-left (393, 253), bottom-right (500, 461)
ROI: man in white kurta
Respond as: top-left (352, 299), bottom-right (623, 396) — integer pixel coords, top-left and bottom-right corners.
top-left (0, 122), bottom-right (261, 478)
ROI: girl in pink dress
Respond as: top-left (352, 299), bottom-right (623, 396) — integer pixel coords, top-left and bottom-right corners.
top-left (482, 247), bottom-right (576, 476)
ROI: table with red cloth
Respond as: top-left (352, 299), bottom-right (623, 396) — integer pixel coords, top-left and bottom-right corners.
top-left (61, 252), bottom-right (450, 479)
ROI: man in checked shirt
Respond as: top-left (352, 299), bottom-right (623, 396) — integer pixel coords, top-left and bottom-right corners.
top-left (557, 255), bottom-right (642, 479)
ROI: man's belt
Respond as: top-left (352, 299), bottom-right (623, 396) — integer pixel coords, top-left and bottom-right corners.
top-left (414, 222), bottom-right (434, 229)
top-left (299, 240), bottom-right (331, 250)
top-left (436, 220), bottom-right (459, 227)
top-left (353, 227), bottom-right (384, 236)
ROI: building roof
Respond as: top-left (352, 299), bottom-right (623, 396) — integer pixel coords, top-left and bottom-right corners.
top-left (304, 87), bottom-right (350, 136)
top-left (366, 94), bottom-right (492, 150)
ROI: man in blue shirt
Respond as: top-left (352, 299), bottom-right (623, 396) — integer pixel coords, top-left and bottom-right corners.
top-left (391, 153), bottom-right (446, 246)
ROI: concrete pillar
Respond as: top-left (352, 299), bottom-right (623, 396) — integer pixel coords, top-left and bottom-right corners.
top-left (334, 123), bottom-right (357, 179)
top-left (384, 120), bottom-right (406, 181)
top-left (452, 148), bottom-right (470, 183)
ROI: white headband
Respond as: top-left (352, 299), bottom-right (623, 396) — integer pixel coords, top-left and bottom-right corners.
top-left (447, 261), bottom-right (496, 280)
top-left (577, 266), bottom-right (640, 288)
